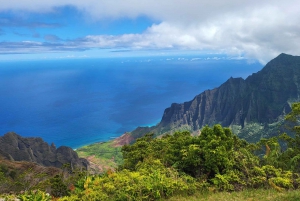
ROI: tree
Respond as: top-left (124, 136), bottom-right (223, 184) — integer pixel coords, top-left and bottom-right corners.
top-left (278, 102), bottom-right (300, 172)
top-left (199, 125), bottom-right (235, 178)
top-left (50, 175), bottom-right (70, 198)
top-left (121, 133), bottom-right (154, 170)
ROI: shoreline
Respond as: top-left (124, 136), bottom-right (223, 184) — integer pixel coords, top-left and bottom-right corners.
top-left (73, 140), bottom-right (107, 151)
top-left (73, 122), bottom-right (160, 150)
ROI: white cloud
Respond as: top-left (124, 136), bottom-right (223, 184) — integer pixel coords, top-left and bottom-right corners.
top-left (1, 0), bottom-right (300, 63)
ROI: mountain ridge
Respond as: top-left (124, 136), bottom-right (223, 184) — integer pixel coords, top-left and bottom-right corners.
top-left (125, 53), bottom-right (300, 143)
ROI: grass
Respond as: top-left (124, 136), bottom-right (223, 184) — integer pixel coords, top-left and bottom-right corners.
top-left (76, 140), bottom-right (123, 173)
top-left (166, 189), bottom-right (300, 201)
top-left (1, 188), bottom-right (299, 201)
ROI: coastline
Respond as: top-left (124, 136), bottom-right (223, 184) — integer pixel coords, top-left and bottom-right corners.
top-left (73, 120), bottom-right (160, 150)
top-left (75, 137), bottom-right (124, 173)
top-left (73, 140), bottom-right (107, 151)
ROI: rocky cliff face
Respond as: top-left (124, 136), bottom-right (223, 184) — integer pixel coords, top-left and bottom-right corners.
top-left (0, 132), bottom-right (89, 170)
top-left (130, 53), bottom-right (300, 142)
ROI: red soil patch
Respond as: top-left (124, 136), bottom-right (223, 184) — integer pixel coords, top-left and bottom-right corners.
top-left (112, 132), bottom-right (134, 147)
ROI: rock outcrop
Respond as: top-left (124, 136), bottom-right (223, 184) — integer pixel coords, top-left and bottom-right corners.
top-left (0, 132), bottom-right (89, 170)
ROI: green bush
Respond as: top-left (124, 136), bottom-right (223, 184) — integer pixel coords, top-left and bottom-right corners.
top-left (59, 159), bottom-right (197, 201)
top-left (211, 170), bottom-right (246, 191)
top-left (50, 175), bottom-right (70, 197)
top-left (18, 190), bottom-right (51, 201)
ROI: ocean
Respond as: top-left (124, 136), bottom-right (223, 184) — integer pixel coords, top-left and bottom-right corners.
top-left (0, 56), bottom-right (263, 148)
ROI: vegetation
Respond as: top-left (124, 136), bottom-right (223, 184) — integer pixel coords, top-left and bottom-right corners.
top-left (167, 188), bottom-right (300, 201)
top-left (0, 161), bottom-right (61, 194)
top-left (2, 102), bottom-right (300, 200)
top-left (76, 141), bottom-right (123, 172)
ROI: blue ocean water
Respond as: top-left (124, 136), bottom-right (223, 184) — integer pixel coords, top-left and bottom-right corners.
top-left (0, 56), bottom-right (263, 148)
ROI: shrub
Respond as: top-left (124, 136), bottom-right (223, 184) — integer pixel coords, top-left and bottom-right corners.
top-left (50, 175), bottom-right (70, 197)
top-left (18, 190), bottom-right (51, 201)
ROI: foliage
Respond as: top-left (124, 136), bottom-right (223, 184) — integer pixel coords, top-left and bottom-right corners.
top-left (120, 120), bottom-right (300, 193)
top-left (211, 170), bottom-right (245, 191)
top-left (17, 190), bottom-right (52, 201)
top-left (167, 188), bottom-right (300, 201)
top-left (0, 163), bottom-right (59, 194)
top-left (5, 102), bottom-right (300, 199)
top-left (76, 141), bottom-right (123, 172)
top-left (199, 125), bottom-right (234, 177)
top-left (121, 126), bottom-right (235, 179)
top-left (50, 175), bottom-right (70, 197)
top-left (58, 160), bottom-right (197, 201)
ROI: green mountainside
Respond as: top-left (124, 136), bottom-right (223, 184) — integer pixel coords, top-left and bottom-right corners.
top-left (128, 53), bottom-right (300, 143)
top-left (3, 103), bottom-right (300, 200)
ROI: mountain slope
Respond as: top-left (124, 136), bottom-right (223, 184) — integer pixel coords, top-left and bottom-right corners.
top-left (128, 53), bottom-right (300, 143)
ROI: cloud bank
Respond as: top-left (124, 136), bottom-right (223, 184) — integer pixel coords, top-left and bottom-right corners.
top-left (0, 0), bottom-right (300, 63)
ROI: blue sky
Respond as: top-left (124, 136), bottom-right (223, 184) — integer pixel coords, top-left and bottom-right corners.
top-left (0, 0), bottom-right (300, 63)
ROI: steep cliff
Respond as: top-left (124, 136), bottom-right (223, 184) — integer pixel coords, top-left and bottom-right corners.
top-left (0, 132), bottom-right (89, 170)
top-left (129, 53), bottom-right (300, 143)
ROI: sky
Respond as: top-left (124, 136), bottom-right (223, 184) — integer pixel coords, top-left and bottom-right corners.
top-left (0, 0), bottom-right (300, 63)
